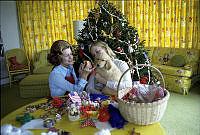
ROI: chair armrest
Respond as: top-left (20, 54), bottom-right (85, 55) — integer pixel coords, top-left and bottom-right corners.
top-left (33, 61), bottom-right (42, 69)
top-left (184, 62), bottom-right (197, 70)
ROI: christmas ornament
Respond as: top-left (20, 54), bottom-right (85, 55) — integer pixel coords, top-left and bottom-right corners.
top-left (55, 113), bottom-right (61, 122)
top-left (68, 105), bottom-right (80, 121)
top-left (52, 97), bottom-right (63, 108)
top-left (117, 47), bottom-right (122, 52)
top-left (81, 119), bottom-right (96, 128)
top-left (115, 29), bottom-right (120, 38)
top-left (16, 112), bottom-right (35, 125)
top-left (128, 46), bottom-right (134, 53)
top-left (75, 0), bottom-right (150, 82)
top-left (95, 13), bottom-right (100, 20)
top-left (103, 22), bottom-right (107, 27)
top-left (127, 59), bottom-right (133, 66)
top-left (111, 16), bottom-right (113, 23)
top-left (140, 77), bottom-right (148, 84)
top-left (43, 118), bottom-right (54, 128)
top-left (69, 92), bottom-right (82, 106)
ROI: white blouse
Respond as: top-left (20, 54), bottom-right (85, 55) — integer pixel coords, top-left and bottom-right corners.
top-left (86, 59), bottom-right (132, 94)
top-left (106, 59), bottom-right (132, 90)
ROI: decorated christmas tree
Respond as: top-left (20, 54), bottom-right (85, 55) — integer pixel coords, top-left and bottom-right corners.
top-left (74, 0), bottom-right (153, 82)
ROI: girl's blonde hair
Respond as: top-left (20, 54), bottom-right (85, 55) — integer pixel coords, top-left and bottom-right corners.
top-left (90, 41), bottom-right (116, 59)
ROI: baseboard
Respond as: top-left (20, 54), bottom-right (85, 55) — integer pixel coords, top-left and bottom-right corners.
top-left (0, 77), bottom-right (9, 85)
top-left (0, 74), bottom-right (27, 85)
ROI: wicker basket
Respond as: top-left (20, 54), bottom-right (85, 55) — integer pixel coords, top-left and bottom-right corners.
top-left (117, 64), bottom-right (170, 125)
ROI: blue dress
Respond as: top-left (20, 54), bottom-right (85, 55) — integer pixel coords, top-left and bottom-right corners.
top-left (49, 65), bottom-right (87, 97)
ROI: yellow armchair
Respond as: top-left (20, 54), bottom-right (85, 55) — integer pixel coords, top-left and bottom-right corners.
top-left (33, 50), bottom-right (53, 74)
top-left (5, 48), bottom-right (31, 87)
top-left (145, 47), bottom-right (199, 95)
top-left (19, 49), bottom-right (52, 98)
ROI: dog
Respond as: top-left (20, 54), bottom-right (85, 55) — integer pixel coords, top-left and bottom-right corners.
top-left (94, 52), bottom-right (123, 95)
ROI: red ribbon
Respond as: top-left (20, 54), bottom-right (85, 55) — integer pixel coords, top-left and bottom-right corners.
top-left (98, 105), bottom-right (110, 122)
top-left (79, 49), bottom-right (83, 58)
top-left (90, 67), bottom-right (96, 75)
top-left (65, 76), bottom-right (75, 84)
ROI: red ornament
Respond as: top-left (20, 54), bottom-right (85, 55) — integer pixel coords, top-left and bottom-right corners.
top-left (90, 66), bottom-right (96, 75)
top-left (81, 119), bottom-right (96, 128)
top-left (117, 47), bottom-right (122, 53)
top-left (80, 104), bottom-right (96, 118)
top-left (140, 77), bottom-right (148, 84)
top-left (52, 97), bottom-right (63, 108)
top-left (115, 29), bottom-right (120, 38)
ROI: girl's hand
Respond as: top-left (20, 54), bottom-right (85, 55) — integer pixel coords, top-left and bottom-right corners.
top-left (83, 61), bottom-right (93, 72)
top-left (79, 61), bottom-right (94, 80)
top-left (79, 61), bottom-right (93, 74)
top-left (95, 73), bottom-right (107, 85)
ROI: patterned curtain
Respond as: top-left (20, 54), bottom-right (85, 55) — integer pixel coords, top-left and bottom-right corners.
top-left (17, 0), bottom-right (94, 61)
top-left (124, 0), bottom-right (200, 49)
top-left (16, 0), bottom-right (123, 62)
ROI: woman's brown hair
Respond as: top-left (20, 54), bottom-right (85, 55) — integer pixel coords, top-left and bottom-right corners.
top-left (47, 40), bottom-right (71, 66)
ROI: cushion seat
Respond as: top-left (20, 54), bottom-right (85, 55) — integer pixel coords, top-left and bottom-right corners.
top-left (152, 64), bottom-right (192, 77)
top-left (19, 74), bottom-right (50, 98)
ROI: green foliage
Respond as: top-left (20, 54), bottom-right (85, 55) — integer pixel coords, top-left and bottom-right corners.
top-left (75, 0), bottom-right (151, 81)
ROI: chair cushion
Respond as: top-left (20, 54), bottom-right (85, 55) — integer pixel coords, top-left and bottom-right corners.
top-left (8, 56), bottom-right (19, 65)
top-left (33, 66), bottom-right (53, 74)
top-left (9, 64), bottom-right (29, 71)
top-left (162, 74), bottom-right (191, 95)
top-left (171, 55), bottom-right (186, 67)
top-left (152, 64), bottom-right (192, 77)
top-left (19, 74), bottom-right (49, 86)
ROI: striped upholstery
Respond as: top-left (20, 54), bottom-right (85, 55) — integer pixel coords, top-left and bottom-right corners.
top-left (19, 74), bottom-right (50, 98)
top-left (33, 50), bottom-right (53, 74)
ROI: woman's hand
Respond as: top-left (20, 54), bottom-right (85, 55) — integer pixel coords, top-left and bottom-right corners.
top-left (95, 73), bottom-right (107, 85)
top-left (79, 61), bottom-right (94, 80)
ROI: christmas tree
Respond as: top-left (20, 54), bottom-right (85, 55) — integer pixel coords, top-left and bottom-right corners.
top-left (74, 0), bottom-right (152, 82)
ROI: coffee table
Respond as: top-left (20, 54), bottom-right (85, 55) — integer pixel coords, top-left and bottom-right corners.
top-left (1, 98), bottom-right (166, 135)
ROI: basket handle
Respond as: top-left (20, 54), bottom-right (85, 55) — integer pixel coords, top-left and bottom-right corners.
top-left (117, 64), bottom-right (165, 98)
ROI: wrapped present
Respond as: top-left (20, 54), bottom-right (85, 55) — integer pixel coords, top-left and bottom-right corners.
top-left (122, 83), bottom-right (165, 103)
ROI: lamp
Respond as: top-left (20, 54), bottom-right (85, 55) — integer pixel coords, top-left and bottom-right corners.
top-left (73, 20), bottom-right (85, 40)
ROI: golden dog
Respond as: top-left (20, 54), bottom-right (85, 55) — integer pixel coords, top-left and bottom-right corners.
top-left (94, 52), bottom-right (122, 95)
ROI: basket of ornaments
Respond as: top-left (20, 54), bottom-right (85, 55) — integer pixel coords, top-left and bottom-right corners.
top-left (117, 64), bottom-right (170, 125)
